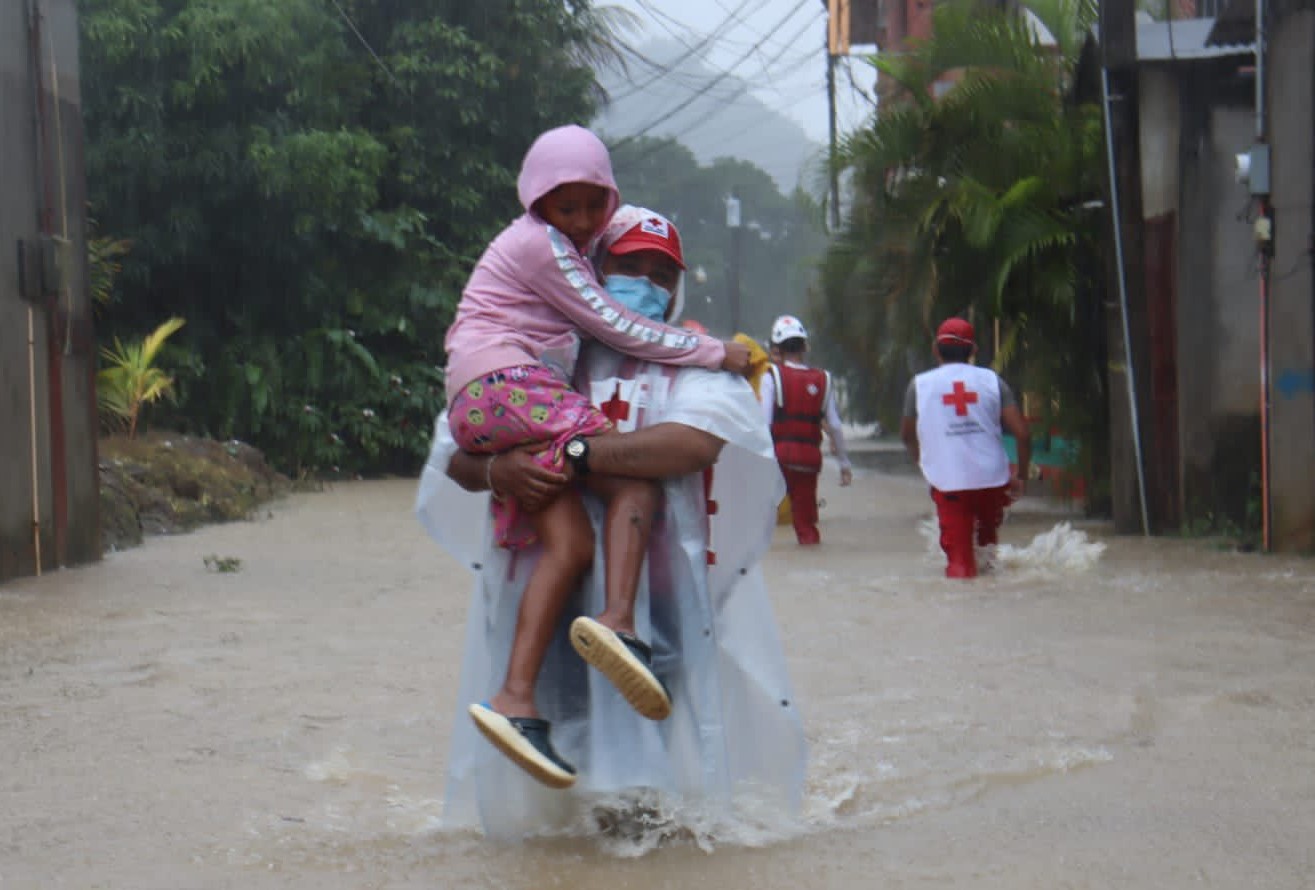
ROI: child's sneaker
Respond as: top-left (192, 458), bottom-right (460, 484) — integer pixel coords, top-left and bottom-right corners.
top-left (467, 703), bottom-right (577, 789)
top-left (569, 616), bottom-right (672, 720)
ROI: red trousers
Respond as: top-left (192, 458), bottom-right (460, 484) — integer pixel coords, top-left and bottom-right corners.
top-left (931, 485), bottom-right (1011, 578)
top-left (781, 467), bottom-right (821, 546)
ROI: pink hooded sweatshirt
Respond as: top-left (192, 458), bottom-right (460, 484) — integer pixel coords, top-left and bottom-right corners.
top-left (443, 125), bottom-right (726, 401)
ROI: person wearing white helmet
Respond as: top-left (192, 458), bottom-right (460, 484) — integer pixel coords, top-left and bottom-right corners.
top-left (759, 315), bottom-right (853, 546)
top-left (417, 207), bottom-right (805, 837)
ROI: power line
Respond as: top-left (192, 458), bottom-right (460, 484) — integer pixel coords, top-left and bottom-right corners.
top-left (328, 0), bottom-right (396, 83)
top-left (843, 56), bottom-right (877, 109)
top-left (670, 84), bottom-right (825, 164)
top-left (651, 38), bottom-right (820, 149)
top-left (611, 10), bottom-right (824, 167)
top-left (612, 40), bottom-right (733, 94)
top-left (608, 0), bottom-right (824, 111)
top-left (620, 12), bottom-right (815, 147)
top-left (607, 38), bottom-right (819, 115)
top-left (607, 0), bottom-right (757, 103)
top-left (636, 0), bottom-right (797, 59)
top-left (608, 0), bottom-right (817, 151)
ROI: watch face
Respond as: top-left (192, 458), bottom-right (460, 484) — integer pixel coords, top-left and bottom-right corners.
top-left (566, 440), bottom-right (585, 459)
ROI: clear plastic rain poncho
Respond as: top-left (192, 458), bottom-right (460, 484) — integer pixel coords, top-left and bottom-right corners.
top-left (415, 344), bottom-right (807, 840)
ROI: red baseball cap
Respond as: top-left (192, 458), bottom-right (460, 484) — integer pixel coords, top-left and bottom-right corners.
top-left (608, 215), bottom-right (686, 269)
top-left (935, 317), bottom-right (975, 345)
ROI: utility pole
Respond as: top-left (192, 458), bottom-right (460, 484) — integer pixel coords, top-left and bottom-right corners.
top-left (1251, 0), bottom-right (1272, 553)
top-left (825, 0), bottom-right (847, 231)
top-left (726, 194), bottom-right (743, 332)
top-left (1099, 0), bottom-right (1152, 535)
top-left (826, 51), bottom-right (841, 231)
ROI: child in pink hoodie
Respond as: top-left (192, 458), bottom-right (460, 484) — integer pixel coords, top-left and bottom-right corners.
top-left (444, 125), bottom-right (748, 787)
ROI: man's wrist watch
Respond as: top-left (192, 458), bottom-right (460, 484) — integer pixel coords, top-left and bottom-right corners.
top-left (564, 436), bottom-right (591, 476)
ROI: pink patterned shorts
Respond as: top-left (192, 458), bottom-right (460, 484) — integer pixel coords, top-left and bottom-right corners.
top-left (449, 364), bottom-right (611, 549)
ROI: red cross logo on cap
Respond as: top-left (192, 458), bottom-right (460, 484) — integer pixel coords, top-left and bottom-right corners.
top-left (942, 380), bottom-right (978, 416)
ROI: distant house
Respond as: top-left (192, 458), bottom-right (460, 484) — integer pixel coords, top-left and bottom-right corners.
top-left (1, 0), bottom-right (100, 583)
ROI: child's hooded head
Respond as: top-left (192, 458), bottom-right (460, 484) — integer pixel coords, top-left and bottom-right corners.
top-left (517, 126), bottom-right (620, 253)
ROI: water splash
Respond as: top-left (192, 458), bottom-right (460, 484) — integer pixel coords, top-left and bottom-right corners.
top-left (919, 518), bottom-right (1104, 574)
top-left (567, 789), bottom-right (796, 857)
top-left (996, 521), bottom-right (1105, 572)
top-left (297, 741), bottom-right (824, 857)
top-left (304, 745), bottom-right (360, 785)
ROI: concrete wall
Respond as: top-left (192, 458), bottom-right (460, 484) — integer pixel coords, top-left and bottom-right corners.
top-left (1, 0), bottom-right (99, 583)
top-left (1137, 59), bottom-right (1264, 530)
top-left (1139, 68), bottom-right (1185, 528)
top-left (1266, 9), bottom-right (1315, 551)
top-left (1140, 70), bottom-right (1181, 218)
top-left (1175, 70), bottom-right (1264, 525)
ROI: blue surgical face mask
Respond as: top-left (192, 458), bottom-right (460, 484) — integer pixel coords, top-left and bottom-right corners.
top-left (604, 274), bottom-right (672, 322)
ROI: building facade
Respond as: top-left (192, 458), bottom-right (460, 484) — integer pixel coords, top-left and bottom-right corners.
top-left (1, 0), bottom-right (100, 582)
top-left (1106, 7), bottom-right (1315, 549)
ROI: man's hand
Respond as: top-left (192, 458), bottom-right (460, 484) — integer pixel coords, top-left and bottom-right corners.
top-left (1007, 474), bottom-right (1026, 502)
top-left (490, 445), bottom-right (568, 513)
top-left (840, 466), bottom-right (853, 487)
top-left (719, 340), bottom-right (752, 376)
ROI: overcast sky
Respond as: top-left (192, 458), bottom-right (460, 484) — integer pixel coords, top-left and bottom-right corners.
top-left (603, 0), bottom-right (875, 148)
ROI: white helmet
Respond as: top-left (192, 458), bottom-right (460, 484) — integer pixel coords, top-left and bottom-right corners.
top-left (770, 315), bottom-right (808, 345)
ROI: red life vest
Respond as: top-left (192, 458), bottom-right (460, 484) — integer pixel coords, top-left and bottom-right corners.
top-left (768, 363), bottom-right (830, 472)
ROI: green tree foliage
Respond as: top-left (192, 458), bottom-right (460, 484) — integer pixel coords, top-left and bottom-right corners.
top-left (87, 219), bottom-right (132, 312)
top-left (82, 0), bottom-right (615, 476)
top-left (814, 0), bottom-right (1107, 476)
top-left (609, 137), bottom-right (828, 340)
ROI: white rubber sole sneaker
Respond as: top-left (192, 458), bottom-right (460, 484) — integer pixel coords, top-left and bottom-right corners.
top-left (568, 617), bottom-right (672, 721)
top-left (467, 703), bottom-right (577, 789)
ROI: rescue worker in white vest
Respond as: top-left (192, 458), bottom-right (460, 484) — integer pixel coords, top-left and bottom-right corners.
top-left (899, 317), bottom-right (1031, 579)
top-left (759, 315), bottom-right (853, 547)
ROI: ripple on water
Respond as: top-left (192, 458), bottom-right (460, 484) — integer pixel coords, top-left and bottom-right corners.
top-left (277, 724), bottom-right (1114, 864)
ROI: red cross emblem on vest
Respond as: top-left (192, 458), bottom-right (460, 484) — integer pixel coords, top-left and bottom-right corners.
top-left (942, 380), bottom-right (978, 416)
top-left (601, 383), bottom-right (631, 423)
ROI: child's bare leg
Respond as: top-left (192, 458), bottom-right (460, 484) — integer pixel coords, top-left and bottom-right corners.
top-left (569, 472), bottom-right (670, 721)
top-left (582, 474), bottom-right (660, 635)
top-left (489, 489), bottom-right (594, 719)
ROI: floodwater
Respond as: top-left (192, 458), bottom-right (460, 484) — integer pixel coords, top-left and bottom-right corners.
top-left (2, 466), bottom-right (1314, 889)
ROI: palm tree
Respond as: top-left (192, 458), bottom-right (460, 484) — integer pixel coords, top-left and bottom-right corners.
top-left (97, 317), bottom-right (187, 439)
top-left (815, 0), bottom-right (1107, 482)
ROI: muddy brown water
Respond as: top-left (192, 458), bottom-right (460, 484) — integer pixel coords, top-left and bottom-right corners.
top-left (2, 468), bottom-right (1313, 889)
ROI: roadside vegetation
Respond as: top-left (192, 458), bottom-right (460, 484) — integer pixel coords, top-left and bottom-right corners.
top-left (812, 0), bottom-right (1108, 510)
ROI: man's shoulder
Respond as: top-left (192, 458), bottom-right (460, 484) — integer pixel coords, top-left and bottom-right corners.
top-left (667, 363), bottom-right (737, 390)
top-left (668, 365), bottom-right (756, 408)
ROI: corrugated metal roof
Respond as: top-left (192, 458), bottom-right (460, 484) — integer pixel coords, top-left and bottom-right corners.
top-left (1137, 18), bottom-right (1255, 60)
top-left (1207, 0), bottom-right (1255, 45)
top-left (1209, 0), bottom-right (1315, 44)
